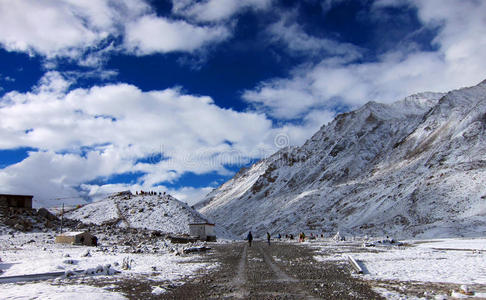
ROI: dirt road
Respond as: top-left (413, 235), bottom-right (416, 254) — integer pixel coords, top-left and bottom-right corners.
top-left (161, 241), bottom-right (383, 299)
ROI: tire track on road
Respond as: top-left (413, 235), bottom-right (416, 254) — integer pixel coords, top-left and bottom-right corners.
top-left (255, 243), bottom-right (319, 299)
top-left (227, 243), bottom-right (249, 298)
top-left (160, 241), bottom-right (383, 299)
top-left (257, 243), bottom-right (297, 283)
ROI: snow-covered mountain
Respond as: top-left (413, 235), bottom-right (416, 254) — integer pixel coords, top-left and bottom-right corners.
top-left (65, 192), bottom-right (234, 238)
top-left (199, 80), bottom-right (486, 239)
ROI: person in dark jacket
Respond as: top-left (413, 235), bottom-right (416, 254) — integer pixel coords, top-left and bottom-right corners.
top-left (266, 232), bottom-right (271, 245)
top-left (247, 231), bottom-right (253, 247)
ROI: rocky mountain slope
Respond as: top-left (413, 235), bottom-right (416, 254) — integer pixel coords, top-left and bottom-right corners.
top-left (198, 80), bottom-right (486, 239)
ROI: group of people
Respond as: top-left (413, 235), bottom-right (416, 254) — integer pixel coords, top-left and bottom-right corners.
top-left (247, 231), bottom-right (273, 247)
top-left (246, 231), bottom-right (326, 246)
top-left (135, 190), bottom-right (165, 196)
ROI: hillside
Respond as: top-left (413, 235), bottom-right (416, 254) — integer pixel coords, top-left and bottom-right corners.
top-left (65, 192), bottom-right (234, 238)
top-left (198, 81), bottom-right (486, 239)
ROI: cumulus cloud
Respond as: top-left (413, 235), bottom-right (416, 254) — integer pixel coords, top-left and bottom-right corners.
top-left (170, 186), bottom-right (214, 205)
top-left (0, 72), bottom-right (277, 152)
top-left (0, 148), bottom-right (132, 207)
top-left (172, 0), bottom-right (273, 22)
top-left (123, 15), bottom-right (230, 55)
top-left (0, 0), bottom-right (235, 64)
top-left (0, 72), bottom-right (316, 205)
top-left (245, 0), bottom-right (486, 119)
top-left (0, 0), bottom-right (148, 62)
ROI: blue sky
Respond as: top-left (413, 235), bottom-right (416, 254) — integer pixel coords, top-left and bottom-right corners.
top-left (0, 0), bottom-right (485, 207)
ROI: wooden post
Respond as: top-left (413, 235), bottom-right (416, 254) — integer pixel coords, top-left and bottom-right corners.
top-left (60, 203), bottom-right (64, 234)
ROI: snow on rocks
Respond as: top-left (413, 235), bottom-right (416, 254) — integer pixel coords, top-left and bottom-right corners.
top-left (82, 264), bottom-right (118, 276)
top-left (65, 193), bottom-right (209, 234)
top-left (151, 286), bottom-right (166, 295)
top-left (0, 228), bottom-right (215, 298)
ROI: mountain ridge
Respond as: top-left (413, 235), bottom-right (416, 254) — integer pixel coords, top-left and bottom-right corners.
top-left (198, 81), bottom-right (486, 239)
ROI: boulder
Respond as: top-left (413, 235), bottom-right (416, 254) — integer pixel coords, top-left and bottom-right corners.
top-left (5, 217), bottom-right (17, 226)
top-left (38, 208), bottom-right (57, 221)
top-left (13, 223), bottom-right (25, 231)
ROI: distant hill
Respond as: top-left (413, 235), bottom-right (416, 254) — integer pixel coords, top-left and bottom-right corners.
top-left (198, 80), bottom-right (486, 239)
top-left (65, 192), bottom-right (235, 239)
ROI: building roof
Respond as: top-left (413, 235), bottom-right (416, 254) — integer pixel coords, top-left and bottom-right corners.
top-left (57, 231), bottom-right (92, 237)
top-left (189, 222), bottom-right (215, 226)
top-left (0, 194), bottom-right (34, 198)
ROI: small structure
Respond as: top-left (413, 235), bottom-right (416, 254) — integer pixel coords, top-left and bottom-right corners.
top-left (55, 231), bottom-right (98, 246)
top-left (189, 222), bottom-right (216, 242)
top-left (333, 231), bottom-right (345, 242)
top-left (0, 194), bottom-right (33, 209)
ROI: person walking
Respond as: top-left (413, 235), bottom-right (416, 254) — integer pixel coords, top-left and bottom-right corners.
top-left (247, 231), bottom-right (253, 247)
top-left (266, 232), bottom-right (271, 245)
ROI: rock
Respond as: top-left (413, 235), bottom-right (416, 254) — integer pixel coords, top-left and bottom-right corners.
top-left (38, 208), bottom-right (57, 221)
top-left (13, 223), bottom-right (24, 231)
top-left (22, 219), bottom-right (32, 231)
top-left (5, 218), bottom-right (17, 226)
top-left (76, 223), bottom-right (86, 229)
top-left (63, 259), bottom-right (77, 265)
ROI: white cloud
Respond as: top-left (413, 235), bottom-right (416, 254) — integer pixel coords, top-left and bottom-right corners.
top-left (0, 0), bottom-right (234, 63)
top-left (170, 186), bottom-right (214, 205)
top-left (243, 75), bottom-right (320, 120)
top-left (79, 183), bottom-right (213, 206)
top-left (244, 0), bottom-right (486, 119)
top-left (123, 15), bottom-right (230, 55)
top-left (266, 11), bottom-right (362, 59)
top-left (0, 72), bottom-right (323, 205)
top-left (0, 148), bottom-right (132, 207)
top-left (0, 0), bottom-right (148, 62)
top-left (0, 72), bottom-right (275, 152)
top-left (172, 0), bottom-right (272, 22)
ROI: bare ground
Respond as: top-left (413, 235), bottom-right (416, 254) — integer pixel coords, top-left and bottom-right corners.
top-left (158, 241), bottom-right (383, 299)
top-left (60, 240), bottom-right (486, 299)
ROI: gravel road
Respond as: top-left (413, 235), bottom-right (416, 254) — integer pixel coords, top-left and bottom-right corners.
top-left (160, 241), bottom-right (383, 299)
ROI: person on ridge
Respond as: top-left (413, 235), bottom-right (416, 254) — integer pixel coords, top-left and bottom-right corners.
top-left (267, 232), bottom-right (271, 245)
top-left (247, 231), bottom-right (253, 247)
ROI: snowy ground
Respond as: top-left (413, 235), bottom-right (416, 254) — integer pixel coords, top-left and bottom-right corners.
top-left (0, 231), bottom-right (215, 299)
top-left (4, 230), bottom-right (486, 299)
top-left (312, 237), bottom-right (486, 299)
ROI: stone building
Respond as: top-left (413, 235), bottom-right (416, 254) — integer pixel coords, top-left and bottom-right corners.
top-left (55, 231), bottom-right (98, 246)
top-left (189, 222), bottom-right (216, 242)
